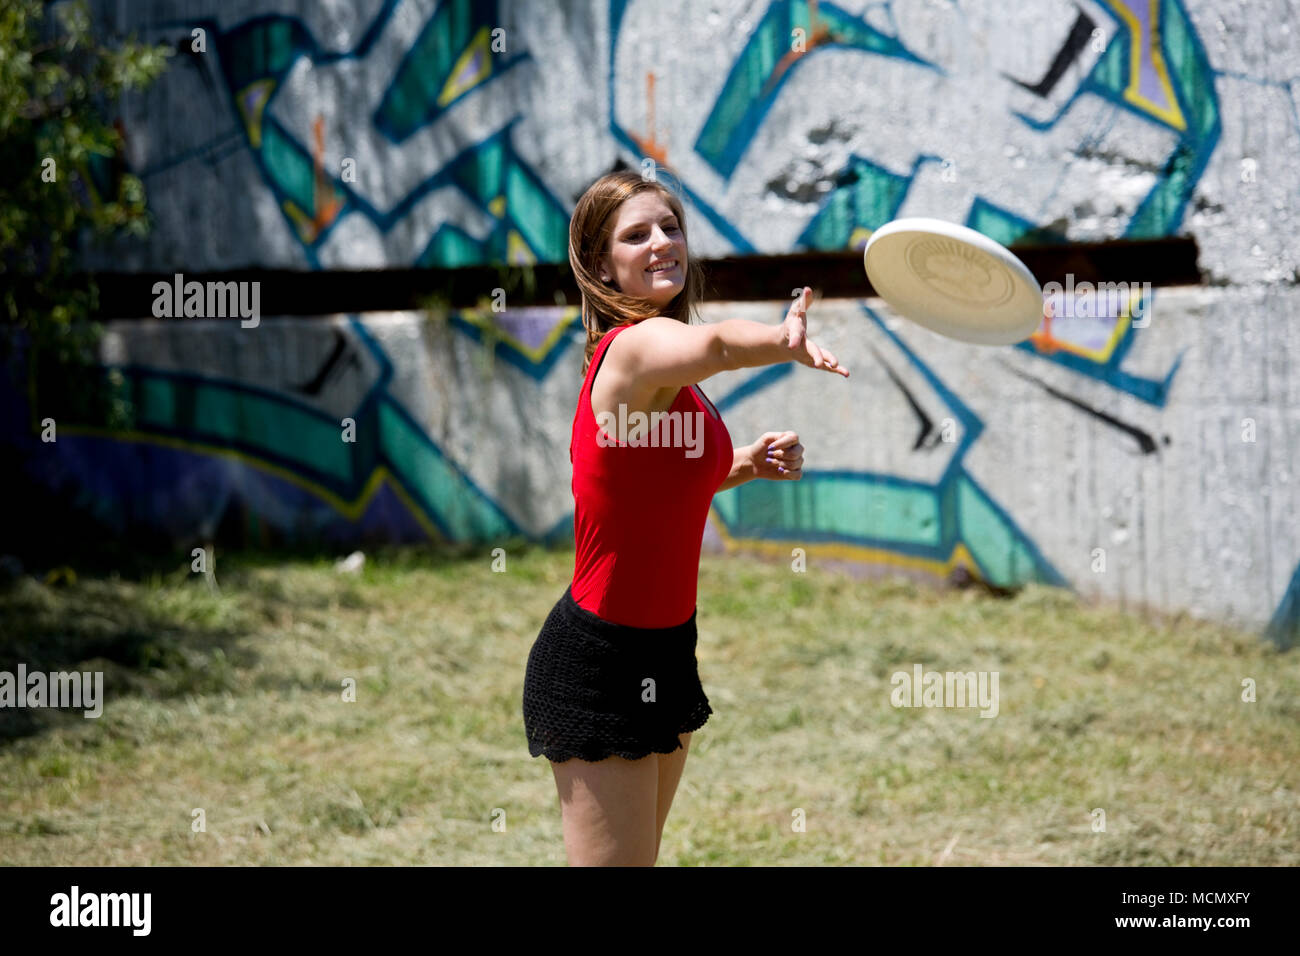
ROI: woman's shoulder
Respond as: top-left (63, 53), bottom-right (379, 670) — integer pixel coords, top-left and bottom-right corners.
top-left (593, 321), bottom-right (637, 355)
top-left (595, 316), bottom-right (697, 375)
top-left (602, 316), bottom-right (688, 345)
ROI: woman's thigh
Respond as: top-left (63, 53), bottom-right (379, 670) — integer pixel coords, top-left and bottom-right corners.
top-left (550, 752), bottom-right (659, 866)
top-left (655, 732), bottom-right (692, 854)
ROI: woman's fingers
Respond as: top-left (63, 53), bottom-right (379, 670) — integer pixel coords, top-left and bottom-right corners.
top-left (767, 447), bottom-right (802, 464)
top-left (760, 432), bottom-right (804, 478)
top-left (821, 348), bottom-right (849, 377)
top-left (785, 287), bottom-right (810, 350)
top-left (781, 289), bottom-right (850, 378)
top-left (814, 344), bottom-right (849, 377)
top-left (808, 339), bottom-right (825, 368)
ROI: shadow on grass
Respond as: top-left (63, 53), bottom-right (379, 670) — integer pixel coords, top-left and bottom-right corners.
top-left (0, 569), bottom-right (252, 742)
top-left (0, 534), bottom-right (551, 743)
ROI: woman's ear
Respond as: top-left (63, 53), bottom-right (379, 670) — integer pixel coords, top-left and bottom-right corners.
top-left (597, 256), bottom-right (612, 284)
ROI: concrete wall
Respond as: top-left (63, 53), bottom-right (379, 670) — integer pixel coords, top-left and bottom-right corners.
top-left (8, 0), bottom-right (1297, 645)
top-left (81, 0), bottom-right (1294, 276)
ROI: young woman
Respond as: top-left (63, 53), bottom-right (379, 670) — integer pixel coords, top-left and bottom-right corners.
top-left (522, 170), bottom-right (849, 866)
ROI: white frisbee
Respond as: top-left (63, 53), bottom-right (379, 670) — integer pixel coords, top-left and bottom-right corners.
top-left (863, 218), bottom-right (1043, 345)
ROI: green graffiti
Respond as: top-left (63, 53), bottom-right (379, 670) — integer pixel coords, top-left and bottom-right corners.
top-left (376, 0), bottom-right (503, 140)
top-left (798, 157), bottom-right (909, 251)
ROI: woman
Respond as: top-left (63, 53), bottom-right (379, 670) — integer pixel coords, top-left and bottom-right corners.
top-left (522, 170), bottom-right (849, 866)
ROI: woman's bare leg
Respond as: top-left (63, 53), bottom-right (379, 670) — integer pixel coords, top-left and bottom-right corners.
top-left (654, 732), bottom-right (692, 862)
top-left (550, 752), bottom-right (658, 866)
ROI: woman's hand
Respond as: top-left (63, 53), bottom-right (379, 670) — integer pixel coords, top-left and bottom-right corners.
top-left (782, 287), bottom-right (849, 378)
top-left (749, 431), bottom-right (804, 481)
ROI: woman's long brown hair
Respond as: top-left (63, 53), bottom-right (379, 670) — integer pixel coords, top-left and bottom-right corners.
top-left (568, 170), bottom-right (703, 375)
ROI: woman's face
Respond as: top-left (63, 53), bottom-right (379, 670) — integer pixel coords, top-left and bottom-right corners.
top-left (599, 191), bottom-right (686, 311)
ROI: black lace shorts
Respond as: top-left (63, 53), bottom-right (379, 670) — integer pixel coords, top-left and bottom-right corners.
top-left (523, 585), bottom-right (712, 763)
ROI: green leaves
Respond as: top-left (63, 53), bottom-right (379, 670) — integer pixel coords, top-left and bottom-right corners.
top-left (0, 0), bottom-right (170, 418)
top-left (1, 0), bottom-right (170, 281)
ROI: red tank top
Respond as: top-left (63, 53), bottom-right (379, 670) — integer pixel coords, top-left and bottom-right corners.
top-left (569, 323), bottom-right (733, 628)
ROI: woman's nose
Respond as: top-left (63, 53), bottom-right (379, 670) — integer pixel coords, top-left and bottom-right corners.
top-left (650, 227), bottom-right (674, 251)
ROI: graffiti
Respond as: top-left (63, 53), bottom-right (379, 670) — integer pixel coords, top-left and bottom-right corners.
top-left (8, 0), bottom-right (1296, 645)
top-left (150, 0), bottom-right (566, 268)
top-left (997, 361), bottom-right (1169, 456)
top-left (686, 0), bottom-right (931, 180)
top-left (52, 317), bottom-right (521, 544)
top-left (710, 303), bottom-right (1069, 591)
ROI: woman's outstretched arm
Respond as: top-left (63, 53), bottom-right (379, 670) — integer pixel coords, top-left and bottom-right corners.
top-left (717, 288), bottom-right (849, 377)
top-left (602, 288), bottom-right (849, 394)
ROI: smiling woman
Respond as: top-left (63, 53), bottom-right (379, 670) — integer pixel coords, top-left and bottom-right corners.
top-left (602, 193), bottom-right (686, 301)
top-left (566, 171), bottom-right (705, 375)
top-left (521, 169), bottom-right (849, 867)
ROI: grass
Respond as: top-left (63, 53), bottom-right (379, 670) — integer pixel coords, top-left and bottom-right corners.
top-left (0, 542), bottom-right (1296, 866)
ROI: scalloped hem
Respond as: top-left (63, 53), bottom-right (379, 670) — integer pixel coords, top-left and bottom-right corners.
top-left (529, 703), bottom-right (712, 763)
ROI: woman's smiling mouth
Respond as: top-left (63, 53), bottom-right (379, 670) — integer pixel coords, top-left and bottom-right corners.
top-left (646, 259), bottom-right (678, 274)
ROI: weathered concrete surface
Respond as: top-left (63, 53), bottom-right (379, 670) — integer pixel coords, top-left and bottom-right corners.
top-left (10, 0), bottom-right (1295, 643)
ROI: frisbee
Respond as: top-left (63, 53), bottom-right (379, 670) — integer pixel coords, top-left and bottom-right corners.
top-left (863, 218), bottom-right (1044, 345)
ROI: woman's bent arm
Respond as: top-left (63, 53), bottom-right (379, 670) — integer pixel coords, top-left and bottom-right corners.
top-left (716, 445), bottom-right (758, 492)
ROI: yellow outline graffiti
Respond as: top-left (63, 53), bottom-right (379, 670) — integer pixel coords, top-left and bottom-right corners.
top-left (235, 79), bottom-right (276, 150)
top-left (1035, 286), bottom-right (1148, 361)
top-left (56, 425), bottom-right (445, 542)
top-left (457, 306), bottom-right (579, 364)
top-left (1105, 0), bottom-right (1186, 130)
top-left (438, 26), bottom-right (493, 107)
top-left (707, 505), bottom-right (987, 584)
